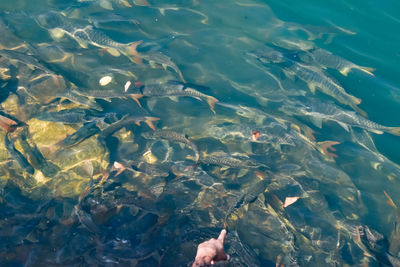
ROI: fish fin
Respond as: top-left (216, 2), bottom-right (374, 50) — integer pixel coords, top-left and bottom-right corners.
top-left (161, 64), bottom-right (168, 70)
top-left (337, 121), bottom-right (350, 132)
top-left (317, 141), bottom-right (340, 158)
top-left (387, 127), bottom-right (400, 136)
top-left (76, 40), bottom-right (89, 49)
top-left (178, 143), bottom-right (185, 149)
top-left (49, 28), bottom-right (65, 39)
top-left (121, 0), bottom-right (133, 7)
top-left (125, 40), bottom-right (143, 64)
top-left (339, 67), bottom-right (350, 76)
top-left (359, 66), bottom-right (375, 76)
top-left (134, 0), bottom-right (150, 6)
top-left (207, 96), bottom-right (218, 115)
top-left (99, 0), bottom-right (114, 10)
top-left (177, 70), bottom-right (186, 83)
top-left (129, 93), bottom-right (143, 107)
top-left (106, 48), bottom-right (120, 57)
top-left (149, 60), bottom-right (159, 68)
top-left (283, 69), bottom-right (295, 81)
top-left (308, 83), bottom-right (316, 94)
top-left (144, 117), bottom-right (160, 130)
top-left (384, 191), bottom-right (398, 209)
top-left (352, 104), bottom-right (368, 118)
top-left (135, 122), bottom-right (141, 126)
top-left (168, 96), bottom-right (179, 102)
top-left (310, 117), bottom-right (323, 128)
top-left (370, 129), bottom-right (384, 135)
top-left (158, 8), bottom-right (166, 16)
top-left (103, 98), bottom-right (112, 102)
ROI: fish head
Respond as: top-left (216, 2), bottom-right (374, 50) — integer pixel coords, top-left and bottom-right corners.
top-left (36, 11), bottom-right (64, 29)
top-left (246, 47), bottom-right (285, 64)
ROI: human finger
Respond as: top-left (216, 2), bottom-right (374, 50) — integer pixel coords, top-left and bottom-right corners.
top-left (217, 229), bottom-right (227, 243)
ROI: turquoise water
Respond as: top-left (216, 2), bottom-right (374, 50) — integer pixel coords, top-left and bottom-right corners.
top-left (0, 1), bottom-right (400, 266)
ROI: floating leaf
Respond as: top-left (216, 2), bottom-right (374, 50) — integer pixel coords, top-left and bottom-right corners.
top-left (99, 76), bottom-right (112, 86)
top-left (251, 130), bottom-right (260, 141)
top-left (124, 81), bottom-right (131, 92)
top-left (283, 196), bottom-right (299, 208)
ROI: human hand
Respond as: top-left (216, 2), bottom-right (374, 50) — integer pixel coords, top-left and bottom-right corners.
top-left (192, 229), bottom-right (230, 266)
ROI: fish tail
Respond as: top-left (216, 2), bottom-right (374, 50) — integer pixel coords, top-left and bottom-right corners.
top-left (339, 67), bottom-right (351, 76)
top-left (387, 127), bottom-right (400, 136)
top-left (129, 93), bottom-right (143, 107)
top-left (126, 40), bottom-right (143, 64)
top-left (206, 96), bottom-right (219, 114)
top-left (359, 66), bottom-right (375, 76)
top-left (144, 117), bottom-right (160, 130)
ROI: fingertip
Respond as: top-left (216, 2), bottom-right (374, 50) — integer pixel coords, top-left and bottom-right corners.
top-left (218, 229), bottom-right (227, 242)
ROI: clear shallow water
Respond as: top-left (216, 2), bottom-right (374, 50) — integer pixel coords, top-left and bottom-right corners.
top-left (0, 0), bottom-right (400, 266)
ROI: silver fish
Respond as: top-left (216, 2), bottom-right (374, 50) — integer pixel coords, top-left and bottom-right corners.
top-left (282, 97), bottom-right (400, 136)
top-left (300, 48), bottom-right (375, 76)
top-left (284, 62), bottom-right (366, 116)
top-left (140, 51), bottom-right (185, 82)
top-left (142, 130), bottom-right (199, 162)
top-left (140, 81), bottom-right (218, 114)
top-left (36, 11), bottom-right (142, 63)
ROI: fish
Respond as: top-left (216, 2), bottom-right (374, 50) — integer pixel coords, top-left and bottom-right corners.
top-left (139, 81), bottom-right (218, 114)
top-left (77, 0), bottom-right (133, 10)
top-left (0, 48), bottom-right (65, 87)
top-left (142, 130), bottom-right (199, 162)
top-left (59, 121), bottom-right (101, 147)
top-left (245, 46), bottom-right (286, 64)
top-left (284, 62), bottom-right (366, 117)
top-left (225, 178), bottom-right (269, 224)
top-left (73, 89), bottom-right (143, 107)
top-left (280, 97), bottom-right (400, 136)
top-left (140, 51), bottom-right (185, 82)
top-left (35, 108), bottom-right (101, 124)
top-left (18, 128), bottom-right (60, 177)
top-left (35, 11), bottom-right (142, 63)
top-left (98, 115), bottom-right (159, 139)
top-left (200, 152), bottom-right (263, 169)
top-left (300, 48), bottom-right (375, 76)
top-left (4, 133), bottom-right (35, 174)
top-left (56, 89), bottom-right (103, 111)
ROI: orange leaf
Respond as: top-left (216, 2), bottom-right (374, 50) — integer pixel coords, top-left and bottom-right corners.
top-left (283, 197), bottom-right (299, 208)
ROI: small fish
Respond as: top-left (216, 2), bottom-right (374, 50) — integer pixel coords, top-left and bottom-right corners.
top-left (142, 130), bottom-right (199, 162)
top-left (73, 205), bottom-right (101, 233)
top-left (18, 129), bottom-right (59, 177)
top-left (284, 62), bottom-right (366, 116)
top-left (300, 48), bottom-right (375, 76)
top-left (4, 133), bottom-right (35, 174)
top-left (246, 46), bottom-right (286, 64)
top-left (98, 115), bottom-right (159, 139)
top-left (35, 108), bottom-right (98, 124)
top-left (225, 179), bottom-right (269, 223)
top-left (140, 81), bottom-right (218, 113)
top-left (200, 152), bottom-right (262, 169)
top-left (140, 51), bottom-right (186, 82)
top-left (74, 89), bottom-right (143, 107)
top-left (59, 121), bottom-right (101, 147)
top-left (56, 89), bottom-right (103, 111)
top-left (281, 97), bottom-right (400, 136)
top-left (35, 11), bottom-right (142, 63)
